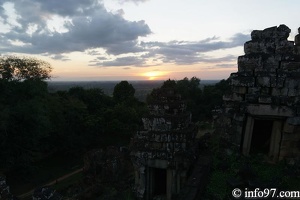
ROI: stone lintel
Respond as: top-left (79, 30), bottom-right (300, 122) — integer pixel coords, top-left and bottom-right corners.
top-left (258, 95), bottom-right (272, 104)
top-left (247, 104), bottom-right (293, 117)
top-left (147, 159), bottom-right (169, 169)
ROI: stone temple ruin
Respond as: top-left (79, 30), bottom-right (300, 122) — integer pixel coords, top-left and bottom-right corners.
top-left (222, 24), bottom-right (300, 162)
top-left (130, 88), bottom-right (197, 200)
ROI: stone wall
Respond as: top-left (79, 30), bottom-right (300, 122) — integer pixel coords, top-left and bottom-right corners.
top-left (130, 88), bottom-right (197, 200)
top-left (223, 24), bottom-right (300, 161)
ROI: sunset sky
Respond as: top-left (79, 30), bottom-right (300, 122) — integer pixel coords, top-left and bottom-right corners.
top-left (0, 0), bottom-right (299, 81)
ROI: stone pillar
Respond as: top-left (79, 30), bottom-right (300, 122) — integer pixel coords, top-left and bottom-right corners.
top-left (242, 116), bottom-right (254, 155)
top-left (176, 171), bottom-right (181, 194)
top-left (269, 120), bottom-right (283, 162)
top-left (166, 169), bottom-right (173, 200)
top-left (137, 166), bottom-right (146, 199)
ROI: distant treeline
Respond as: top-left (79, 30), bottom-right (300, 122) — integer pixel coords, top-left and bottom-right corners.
top-left (47, 80), bottom-right (220, 102)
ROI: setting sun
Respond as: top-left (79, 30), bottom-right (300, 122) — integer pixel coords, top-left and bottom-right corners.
top-left (143, 71), bottom-right (166, 80)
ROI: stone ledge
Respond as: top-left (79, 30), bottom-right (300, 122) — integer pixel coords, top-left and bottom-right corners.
top-left (247, 104), bottom-right (293, 116)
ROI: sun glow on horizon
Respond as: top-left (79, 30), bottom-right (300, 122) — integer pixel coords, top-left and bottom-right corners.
top-left (143, 71), bottom-right (167, 80)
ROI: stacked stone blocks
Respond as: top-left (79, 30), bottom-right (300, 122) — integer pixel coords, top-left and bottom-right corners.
top-left (223, 25), bottom-right (300, 160)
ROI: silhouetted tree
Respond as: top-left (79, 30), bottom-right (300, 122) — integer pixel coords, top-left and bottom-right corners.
top-left (113, 81), bottom-right (135, 102)
top-left (0, 56), bottom-right (52, 81)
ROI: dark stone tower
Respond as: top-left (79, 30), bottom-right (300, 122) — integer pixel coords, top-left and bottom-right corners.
top-left (130, 88), bottom-right (197, 200)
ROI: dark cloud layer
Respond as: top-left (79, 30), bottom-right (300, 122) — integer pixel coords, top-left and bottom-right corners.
top-left (0, 0), bottom-right (151, 55)
top-left (139, 33), bottom-right (249, 65)
top-left (0, 0), bottom-right (250, 68)
top-left (95, 56), bottom-right (146, 66)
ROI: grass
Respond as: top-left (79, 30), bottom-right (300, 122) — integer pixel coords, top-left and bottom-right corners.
top-left (204, 152), bottom-right (300, 199)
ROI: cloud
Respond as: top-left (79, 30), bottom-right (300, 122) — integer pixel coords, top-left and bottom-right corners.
top-left (141, 34), bottom-right (249, 65)
top-left (0, 0), bottom-right (151, 56)
top-left (117, 0), bottom-right (150, 5)
top-left (91, 56), bottom-right (146, 67)
top-left (0, 0), bottom-right (250, 67)
top-left (49, 54), bottom-right (70, 61)
top-left (215, 63), bottom-right (236, 68)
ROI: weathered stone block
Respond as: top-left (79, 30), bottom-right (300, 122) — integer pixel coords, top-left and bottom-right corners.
top-left (258, 95), bottom-right (272, 104)
top-left (229, 72), bottom-right (239, 78)
top-left (244, 41), bottom-right (262, 54)
top-left (237, 71), bottom-right (254, 77)
top-left (276, 41), bottom-right (294, 54)
top-left (261, 87), bottom-right (270, 95)
top-left (263, 56), bottom-right (280, 70)
top-left (281, 61), bottom-right (300, 72)
top-left (253, 65), bottom-right (265, 72)
top-left (245, 94), bottom-right (259, 103)
top-left (251, 30), bottom-right (263, 41)
top-left (288, 89), bottom-right (300, 97)
top-left (271, 96), bottom-right (281, 105)
top-left (277, 76), bottom-right (285, 88)
top-left (270, 77), bottom-right (277, 87)
top-left (271, 88), bottom-right (288, 96)
top-left (223, 93), bottom-right (244, 102)
top-left (248, 87), bottom-right (260, 94)
top-left (238, 55), bottom-right (262, 71)
top-left (255, 71), bottom-right (276, 77)
top-left (271, 88), bottom-right (280, 96)
top-left (280, 96), bottom-right (297, 106)
top-left (281, 53), bottom-right (297, 61)
top-left (257, 77), bottom-right (271, 87)
top-left (294, 46), bottom-right (300, 55)
top-left (276, 24), bottom-right (291, 40)
top-left (262, 26), bottom-right (277, 39)
top-left (282, 133), bottom-right (297, 141)
top-left (223, 94), bottom-right (233, 101)
top-left (263, 42), bottom-right (276, 54)
top-left (232, 86), bottom-right (247, 94)
top-left (247, 104), bottom-right (293, 117)
top-left (231, 76), bottom-right (255, 87)
top-left (287, 117), bottom-right (300, 125)
top-left (285, 78), bottom-right (300, 89)
top-left (283, 122), bottom-right (295, 133)
top-left (277, 71), bottom-right (287, 78)
top-left (233, 113), bottom-right (245, 122)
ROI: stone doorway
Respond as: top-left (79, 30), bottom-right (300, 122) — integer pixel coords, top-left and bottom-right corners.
top-left (243, 116), bottom-right (283, 161)
top-left (152, 168), bottom-right (167, 197)
top-left (250, 119), bottom-right (273, 154)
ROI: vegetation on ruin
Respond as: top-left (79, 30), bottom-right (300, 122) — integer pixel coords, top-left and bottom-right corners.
top-left (203, 132), bottom-right (300, 199)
